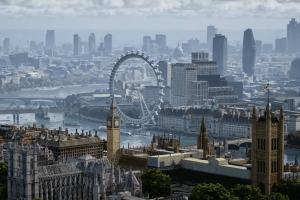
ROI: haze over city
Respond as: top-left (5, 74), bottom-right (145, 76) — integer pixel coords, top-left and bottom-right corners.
top-left (1, 1), bottom-right (300, 200)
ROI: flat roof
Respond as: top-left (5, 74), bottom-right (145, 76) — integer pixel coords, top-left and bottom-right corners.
top-left (183, 158), bottom-right (247, 170)
top-left (93, 94), bottom-right (122, 98)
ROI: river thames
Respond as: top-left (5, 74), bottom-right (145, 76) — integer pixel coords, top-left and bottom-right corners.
top-left (0, 84), bottom-right (299, 164)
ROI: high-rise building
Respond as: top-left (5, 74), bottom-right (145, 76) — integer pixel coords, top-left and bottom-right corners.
top-left (251, 106), bottom-right (284, 196)
top-left (73, 34), bottom-right (81, 56)
top-left (104, 34), bottom-right (112, 56)
top-left (155, 34), bottom-right (166, 47)
top-left (289, 57), bottom-right (300, 79)
top-left (9, 52), bottom-right (28, 66)
top-left (287, 18), bottom-right (300, 53)
top-left (243, 29), bottom-right (256, 76)
top-left (142, 36), bottom-right (151, 54)
top-left (227, 81), bottom-right (243, 99)
top-left (255, 40), bottom-right (262, 56)
top-left (171, 52), bottom-right (218, 106)
top-left (30, 40), bottom-right (36, 52)
top-left (263, 44), bottom-right (273, 54)
top-left (106, 100), bottom-right (120, 160)
top-left (45, 30), bottom-right (55, 50)
top-left (213, 34), bottom-right (227, 76)
top-left (157, 61), bottom-right (171, 86)
top-left (3, 38), bottom-right (10, 54)
top-left (89, 33), bottom-right (96, 54)
top-left (207, 26), bottom-right (217, 52)
top-left (275, 38), bottom-right (287, 54)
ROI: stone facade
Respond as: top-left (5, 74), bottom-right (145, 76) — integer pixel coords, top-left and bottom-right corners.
top-left (36, 129), bottom-right (104, 160)
top-left (107, 100), bottom-right (121, 160)
top-left (7, 142), bottom-right (142, 200)
top-left (251, 106), bottom-right (284, 196)
top-left (158, 106), bottom-right (252, 138)
top-left (197, 117), bottom-right (210, 158)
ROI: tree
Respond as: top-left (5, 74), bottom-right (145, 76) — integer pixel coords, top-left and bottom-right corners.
top-left (103, 139), bottom-right (107, 151)
top-left (271, 179), bottom-right (300, 200)
top-left (141, 168), bottom-right (171, 198)
top-left (189, 182), bottom-right (238, 200)
top-left (230, 184), bottom-right (265, 200)
top-left (0, 162), bottom-right (7, 181)
top-left (267, 192), bottom-right (290, 200)
top-left (0, 162), bottom-right (8, 200)
top-left (0, 184), bottom-right (7, 200)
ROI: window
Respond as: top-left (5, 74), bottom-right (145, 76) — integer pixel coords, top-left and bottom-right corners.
top-left (272, 139), bottom-right (274, 150)
top-left (271, 161), bottom-right (273, 173)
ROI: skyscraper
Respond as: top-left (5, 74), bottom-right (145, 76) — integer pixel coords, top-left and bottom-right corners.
top-left (73, 34), bottom-right (81, 56)
top-left (89, 33), bottom-right (96, 54)
top-left (104, 34), bottom-right (112, 56)
top-left (243, 29), bottom-right (256, 76)
top-left (155, 34), bottom-right (166, 47)
top-left (45, 30), bottom-right (55, 50)
top-left (142, 36), bottom-right (151, 54)
top-left (255, 40), bottom-right (262, 56)
top-left (171, 52), bottom-right (217, 106)
top-left (213, 34), bottom-right (227, 76)
top-left (275, 38), bottom-right (287, 54)
top-left (3, 38), bottom-right (10, 54)
top-left (287, 18), bottom-right (300, 53)
top-left (207, 26), bottom-right (217, 52)
top-left (157, 61), bottom-right (171, 86)
top-left (30, 40), bottom-right (36, 52)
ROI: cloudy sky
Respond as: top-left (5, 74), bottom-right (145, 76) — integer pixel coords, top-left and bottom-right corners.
top-left (1, 0), bottom-right (300, 30)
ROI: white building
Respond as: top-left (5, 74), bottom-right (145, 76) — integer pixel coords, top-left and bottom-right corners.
top-left (158, 106), bottom-right (252, 138)
top-left (171, 52), bottom-right (217, 107)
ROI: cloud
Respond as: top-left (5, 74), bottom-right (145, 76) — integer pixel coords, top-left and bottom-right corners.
top-left (1, 0), bottom-right (300, 18)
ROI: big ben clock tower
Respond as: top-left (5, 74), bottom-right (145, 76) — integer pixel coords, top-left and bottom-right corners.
top-left (107, 99), bottom-right (121, 160)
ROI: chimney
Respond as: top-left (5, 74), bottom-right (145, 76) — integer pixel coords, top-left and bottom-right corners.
top-left (33, 123), bottom-right (36, 128)
top-left (59, 127), bottom-right (62, 131)
top-left (65, 128), bottom-right (68, 134)
top-left (12, 125), bottom-right (14, 130)
top-left (41, 124), bottom-right (45, 129)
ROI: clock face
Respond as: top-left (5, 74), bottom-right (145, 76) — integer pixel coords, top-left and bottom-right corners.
top-left (115, 120), bottom-right (119, 127)
top-left (107, 120), bottom-right (112, 126)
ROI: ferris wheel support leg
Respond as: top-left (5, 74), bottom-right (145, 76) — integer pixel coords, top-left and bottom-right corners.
top-left (138, 92), bottom-right (145, 117)
top-left (140, 92), bottom-right (151, 117)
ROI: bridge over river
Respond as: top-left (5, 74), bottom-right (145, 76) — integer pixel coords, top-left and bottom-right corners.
top-left (0, 107), bottom-right (74, 114)
top-left (0, 97), bottom-right (65, 101)
top-left (183, 138), bottom-right (252, 149)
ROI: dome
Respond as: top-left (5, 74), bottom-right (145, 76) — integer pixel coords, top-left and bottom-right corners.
top-left (173, 42), bottom-right (183, 60)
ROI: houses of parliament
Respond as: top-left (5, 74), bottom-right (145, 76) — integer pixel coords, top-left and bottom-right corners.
top-left (3, 98), bottom-right (300, 199)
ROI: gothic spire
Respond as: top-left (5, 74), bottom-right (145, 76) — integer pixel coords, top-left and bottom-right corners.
top-left (201, 115), bottom-right (206, 133)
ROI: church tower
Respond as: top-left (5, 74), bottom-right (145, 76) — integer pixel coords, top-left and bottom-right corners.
top-left (107, 100), bottom-right (121, 160)
top-left (251, 106), bottom-right (284, 196)
top-left (197, 116), bottom-right (210, 158)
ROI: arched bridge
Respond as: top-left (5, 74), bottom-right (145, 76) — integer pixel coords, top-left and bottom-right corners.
top-left (224, 139), bottom-right (252, 150)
